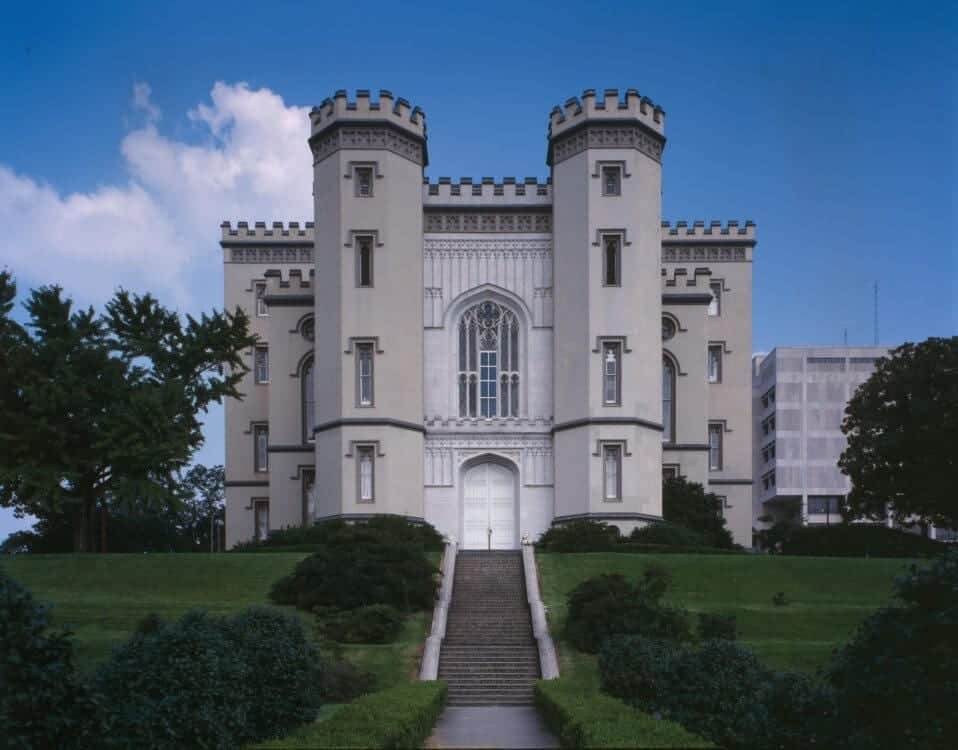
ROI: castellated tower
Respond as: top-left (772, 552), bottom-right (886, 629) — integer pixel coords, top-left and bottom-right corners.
top-left (308, 90), bottom-right (426, 521)
top-left (549, 89), bottom-right (666, 530)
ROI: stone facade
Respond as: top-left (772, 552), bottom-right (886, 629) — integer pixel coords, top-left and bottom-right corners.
top-left (222, 88), bottom-right (757, 549)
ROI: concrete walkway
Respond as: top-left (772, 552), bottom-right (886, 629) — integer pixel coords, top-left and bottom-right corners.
top-left (425, 706), bottom-right (559, 749)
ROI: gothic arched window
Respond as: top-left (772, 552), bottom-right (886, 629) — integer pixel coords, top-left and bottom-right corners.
top-left (458, 301), bottom-right (519, 418)
top-left (302, 356), bottom-right (315, 442)
top-left (663, 356), bottom-right (676, 443)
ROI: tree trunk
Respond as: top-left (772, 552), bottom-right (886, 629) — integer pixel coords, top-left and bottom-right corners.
top-left (71, 498), bottom-right (97, 553)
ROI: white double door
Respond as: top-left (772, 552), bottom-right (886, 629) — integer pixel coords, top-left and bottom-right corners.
top-left (462, 462), bottom-right (516, 550)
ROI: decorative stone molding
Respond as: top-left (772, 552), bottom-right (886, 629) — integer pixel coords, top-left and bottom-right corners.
top-left (663, 246), bottom-right (749, 263)
top-left (423, 212), bottom-right (552, 233)
top-left (550, 123), bottom-right (665, 166)
top-left (228, 246), bottom-right (313, 263)
top-left (424, 434), bottom-right (553, 487)
top-left (309, 125), bottom-right (425, 166)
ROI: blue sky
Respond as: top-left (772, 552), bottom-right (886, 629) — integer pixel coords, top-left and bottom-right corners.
top-left (1, 0), bottom-right (955, 537)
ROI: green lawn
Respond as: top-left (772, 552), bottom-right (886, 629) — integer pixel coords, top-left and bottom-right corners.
top-left (537, 552), bottom-right (914, 689)
top-left (3, 553), bottom-right (428, 688)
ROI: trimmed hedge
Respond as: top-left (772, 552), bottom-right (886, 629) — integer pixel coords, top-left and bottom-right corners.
top-left (534, 678), bottom-right (714, 748)
top-left (781, 525), bottom-right (944, 558)
top-left (252, 681), bottom-right (447, 749)
top-left (537, 520), bottom-right (622, 552)
top-left (630, 521), bottom-right (711, 548)
top-left (233, 516), bottom-right (444, 553)
top-left (318, 604), bottom-right (405, 644)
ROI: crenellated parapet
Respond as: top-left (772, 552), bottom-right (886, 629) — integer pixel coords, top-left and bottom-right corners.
top-left (423, 176), bottom-right (551, 206)
top-left (661, 220), bottom-right (756, 242)
top-left (220, 221), bottom-right (314, 243)
top-left (308, 89), bottom-right (428, 166)
top-left (547, 88), bottom-right (666, 165)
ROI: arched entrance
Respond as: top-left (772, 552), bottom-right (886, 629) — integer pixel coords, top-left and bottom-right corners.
top-left (461, 459), bottom-right (517, 550)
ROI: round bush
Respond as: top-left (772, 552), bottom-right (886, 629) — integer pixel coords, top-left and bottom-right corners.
top-left (630, 521), bottom-right (710, 548)
top-left (320, 604), bottom-right (405, 644)
top-left (95, 608), bottom-right (322, 749)
top-left (0, 572), bottom-right (103, 750)
top-left (536, 520), bottom-right (621, 552)
top-left (320, 658), bottom-right (376, 702)
top-left (270, 541), bottom-right (438, 612)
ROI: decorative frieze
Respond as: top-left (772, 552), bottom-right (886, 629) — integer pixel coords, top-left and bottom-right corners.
top-left (662, 246), bottom-right (748, 263)
top-left (424, 434), bottom-right (554, 487)
top-left (229, 246), bottom-right (314, 263)
top-left (424, 212), bottom-right (552, 233)
top-left (550, 123), bottom-right (664, 165)
top-left (310, 125), bottom-right (425, 165)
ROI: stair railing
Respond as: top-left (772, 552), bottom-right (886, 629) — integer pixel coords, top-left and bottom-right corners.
top-left (419, 537), bottom-right (458, 680)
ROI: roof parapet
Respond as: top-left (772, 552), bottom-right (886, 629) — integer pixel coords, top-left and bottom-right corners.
top-left (220, 221), bottom-right (314, 242)
top-left (422, 176), bottom-right (551, 204)
top-left (309, 89), bottom-right (426, 140)
top-left (549, 88), bottom-right (665, 139)
top-left (660, 219), bottom-right (756, 240)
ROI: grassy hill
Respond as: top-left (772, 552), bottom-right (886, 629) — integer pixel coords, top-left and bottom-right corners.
top-left (2, 553), bottom-right (427, 688)
top-left (537, 552), bottom-right (915, 690)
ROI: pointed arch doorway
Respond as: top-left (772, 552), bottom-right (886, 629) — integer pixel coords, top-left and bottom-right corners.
top-left (461, 459), bottom-right (517, 550)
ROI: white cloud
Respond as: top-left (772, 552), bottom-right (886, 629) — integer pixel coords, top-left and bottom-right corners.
top-left (0, 81), bottom-right (313, 311)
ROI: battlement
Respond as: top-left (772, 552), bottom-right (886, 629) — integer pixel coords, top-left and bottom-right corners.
top-left (309, 89), bottom-right (426, 140)
top-left (262, 268), bottom-right (315, 290)
top-left (661, 220), bottom-right (756, 241)
top-left (220, 221), bottom-right (314, 243)
top-left (422, 176), bottom-right (552, 206)
top-left (549, 88), bottom-right (665, 139)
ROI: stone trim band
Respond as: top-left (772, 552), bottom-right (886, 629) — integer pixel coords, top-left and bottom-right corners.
top-left (552, 416), bottom-right (664, 434)
top-left (312, 418), bottom-right (428, 435)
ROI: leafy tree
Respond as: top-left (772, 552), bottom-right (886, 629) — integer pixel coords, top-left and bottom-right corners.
top-left (0, 272), bottom-right (254, 552)
top-left (176, 463), bottom-right (225, 551)
top-left (662, 476), bottom-right (735, 548)
top-left (839, 337), bottom-right (958, 528)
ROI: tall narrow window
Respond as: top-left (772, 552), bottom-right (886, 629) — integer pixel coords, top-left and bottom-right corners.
top-left (708, 345), bottom-right (722, 383)
top-left (708, 423), bottom-right (723, 471)
top-left (603, 236), bottom-right (621, 286)
top-left (253, 499), bottom-right (270, 541)
top-left (254, 282), bottom-right (268, 316)
top-left (602, 166), bottom-right (621, 196)
top-left (358, 446), bottom-right (375, 502)
top-left (302, 357), bottom-right (315, 442)
top-left (302, 469), bottom-right (316, 525)
top-left (603, 445), bottom-right (622, 500)
top-left (254, 346), bottom-right (269, 384)
top-left (603, 342), bottom-right (621, 405)
top-left (663, 358), bottom-right (675, 443)
top-left (458, 301), bottom-right (519, 418)
top-left (357, 236), bottom-right (373, 287)
top-left (355, 166), bottom-right (373, 197)
top-left (715, 496), bottom-right (728, 517)
top-left (708, 281), bottom-right (722, 316)
top-left (254, 425), bottom-right (269, 472)
top-left (357, 343), bottom-right (374, 406)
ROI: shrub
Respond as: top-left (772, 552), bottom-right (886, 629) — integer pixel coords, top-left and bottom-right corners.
top-left (616, 541), bottom-right (742, 555)
top-left (233, 515), bottom-right (444, 552)
top-left (781, 524), bottom-right (944, 558)
top-left (697, 612), bottom-right (737, 641)
top-left (630, 521), bottom-right (711, 548)
top-left (600, 636), bottom-right (771, 749)
top-left (536, 520), bottom-right (621, 552)
top-left (754, 671), bottom-right (839, 750)
top-left (772, 591), bottom-right (788, 606)
top-left (95, 608), bottom-right (322, 749)
top-left (662, 476), bottom-right (736, 549)
top-left (825, 550), bottom-right (958, 750)
top-left (252, 681), bottom-right (447, 749)
top-left (0, 572), bottom-right (104, 750)
top-left (565, 571), bottom-right (691, 653)
top-left (319, 659), bottom-right (376, 702)
top-left (270, 540), bottom-right (438, 612)
top-left (319, 604), bottom-right (405, 644)
top-left (534, 678), bottom-right (714, 748)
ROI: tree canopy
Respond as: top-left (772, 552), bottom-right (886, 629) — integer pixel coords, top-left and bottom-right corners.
top-left (662, 476), bottom-right (735, 549)
top-left (0, 270), bottom-right (254, 551)
top-left (839, 337), bottom-right (958, 529)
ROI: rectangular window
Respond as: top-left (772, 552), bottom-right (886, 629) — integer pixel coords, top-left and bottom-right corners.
top-left (254, 424), bottom-right (269, 472)
top-left (253, 499), bottom-right (269, 541)
top-left (663, 466), bottom-right (678, 480)
top-left (355, 166), bottom-right (374, 197)
top-left (358, 446), bottom-right (375, 502)
top-left (602, 342), bottom-right (621, 405)
top-left (479, 350), bottom-right (498, 417)
top-left (708, 345), bottom-right (722, 383)
top-left (601, 165), bottom-right (621, 196)
top-left (254, 281), bottom-right (268, 316)
top-left (357, 236), bottom-right (373, 287)
top-left (254, 346), bottom-right (269, 384)
top-left (302, 469), bottom-right (316, 525)
top-left (715, 496), bottom-right (728, 517)
top-left (357, 343), bottom-right (374, 406)
top-left (708, 423), bottom-right (723, 471)
top-left (603, 236), bottom-right (621, 286)
top-left (808, 496), bottom-right (842, 515)
top-left (603, 445), bottom-right (622, 500)
top-left (708, 281), bottom-right (722, 316)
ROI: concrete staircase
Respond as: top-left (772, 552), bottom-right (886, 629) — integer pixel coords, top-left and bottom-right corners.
top-left (438, 550), bottom-right (541, 706)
